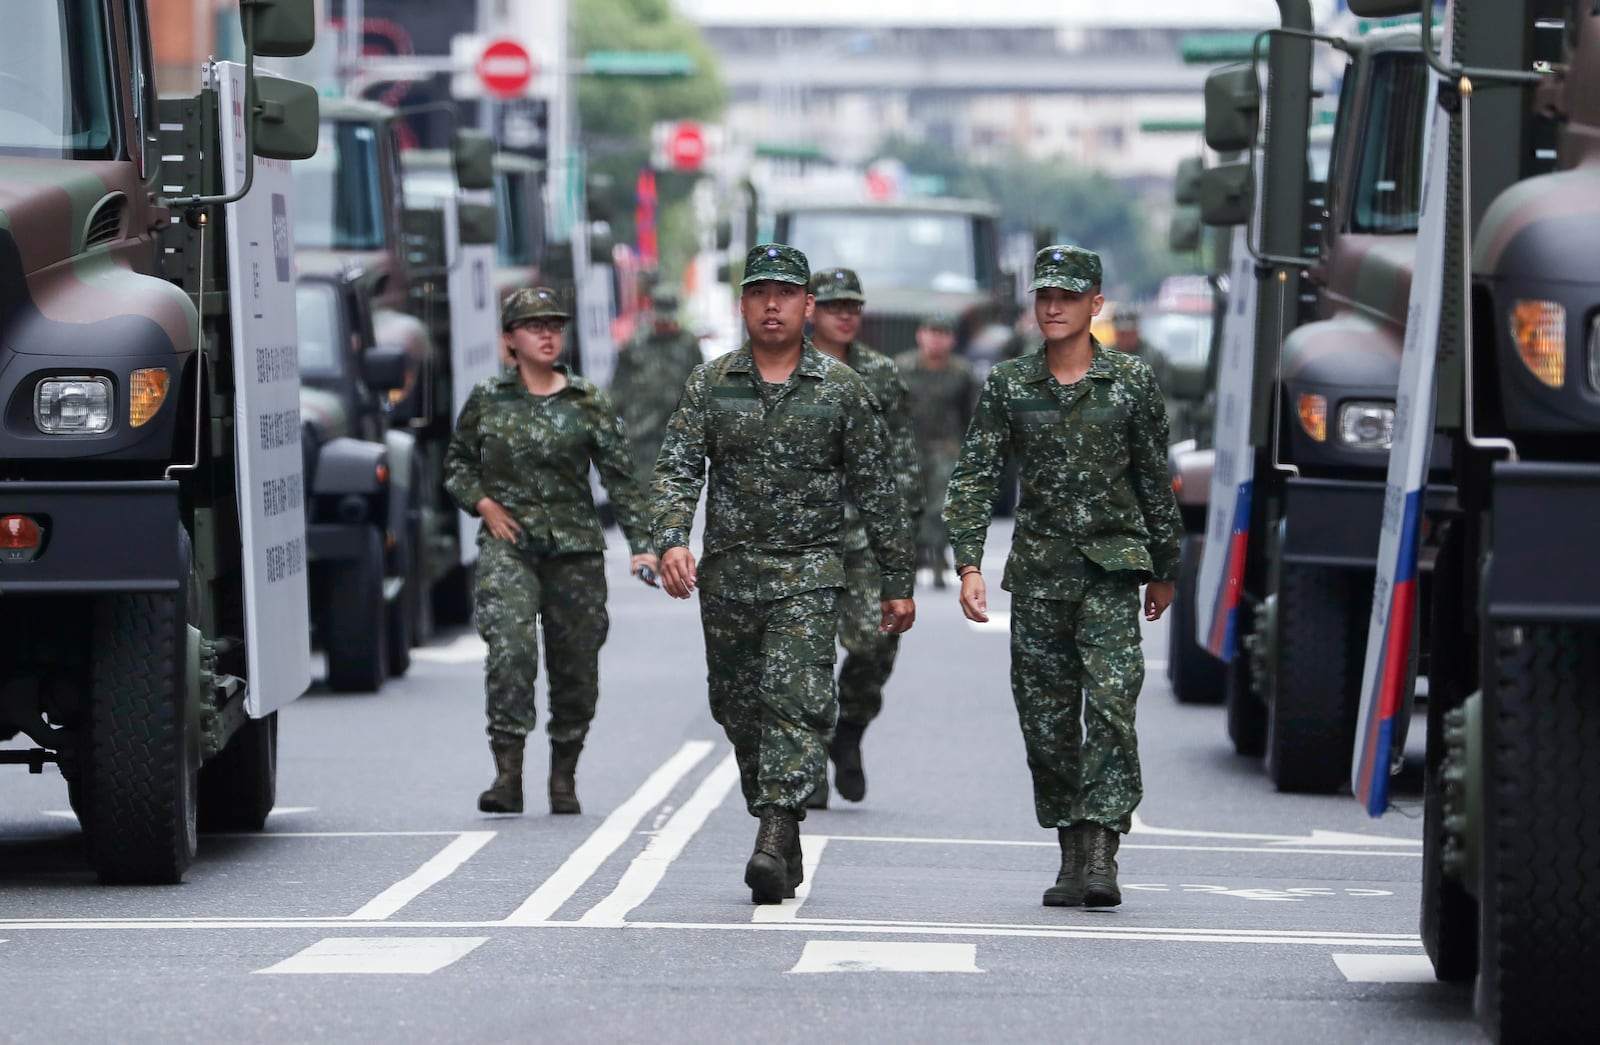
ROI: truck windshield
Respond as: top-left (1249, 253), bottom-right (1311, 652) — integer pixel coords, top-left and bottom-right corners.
top-left (0, 0), bottom-right (116, 159)
top-left (1350, 52), bottom-right (1427, 235)
top-left (783, 211), bottom-right (983, 293)
top-left (292, 122), bottom-right (386, 251)
top-left (296, 282), bottom-right (343, 378)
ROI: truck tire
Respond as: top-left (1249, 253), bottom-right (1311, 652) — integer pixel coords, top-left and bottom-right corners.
top-left (1170, 534), bottom-right (1225, 704)
top-left (198, 711), bottom-right (277, 833)
top-left (83, 583), bottom-right (197, 884)
top-left (1226, 601), bottom-right (1266, 757)
top-left (432, 561), bottom-right (476, 628)
top-left (1477, 624), bottom-right (1600, 1041)
top-left (1264, 565), bottom-right (1365, 793)
top-left (325, 527), bottom-right (388, 693)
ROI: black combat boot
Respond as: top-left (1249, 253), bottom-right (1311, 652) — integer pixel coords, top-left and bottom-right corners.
top-left (805, 776), bottom-right (830, 810)
top-left (1082, 824), bottom-right (1123, 908)
top-left (478, 738), bottom-right (524, 814)
top-left (830, 720), bottom-right (868, 802)
top-left (1042, 824), bottom-right (1085, 907)
top-left (785, 828), bottom-right (803, 900)
top-left (745, 808), bottom-right (796, 904)
top-left (549, 740), bottom-right (583, 815)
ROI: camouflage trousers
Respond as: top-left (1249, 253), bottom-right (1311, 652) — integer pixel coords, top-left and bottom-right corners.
top-left (629, 434), bottom-right (667, 491)
top-left (701, 588), bottom-right (839, 818)
top-left (1010, 569), bottom-right (1145, 833)
top-left (918, 451), bottom-right (958, 555)
top-left (473, 537), bottom-right (609, 746)
top-left (836, 543), bottom-right (899, 727)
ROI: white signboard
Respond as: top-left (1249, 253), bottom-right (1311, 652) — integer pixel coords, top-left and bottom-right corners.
top-left (1194, 223), bottom-right (1260, 661)
top-left (1353, 11), bottom-right (1451, 816)
top-left (445, 196), bottom-right (501, 565)
top-left (217, 63), bottom-right (312, 716)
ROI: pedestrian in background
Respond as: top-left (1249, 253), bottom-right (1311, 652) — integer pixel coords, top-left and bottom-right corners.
top-left (943, 246), bottom-right (1181, 909)
top-left (609, 284), bottom-right (705, 488)
top-left (445, 287), bottom-right (659, 817)
top-left (896, 314), bottom-right (978, 588)
top-left (652, 244), bottom-right (916, 904)
top-left (806, 266), bottom-right (924, 808)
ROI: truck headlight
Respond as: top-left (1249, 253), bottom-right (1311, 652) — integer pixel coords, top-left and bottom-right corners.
top-left (34, 376), bottom-right (113, 434)
top-left (1510, 299), bottom-right (1564, 388)
top-left (1338, 400), bottom-right (1395, 449)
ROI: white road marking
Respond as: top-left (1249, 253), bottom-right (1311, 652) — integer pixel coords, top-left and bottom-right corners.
top-left (1131, 812), bottom-right (1419, 848)
top-left (789, 940), bottom-right (981, 974)
top-left (346, 832), bottom-right (496, 920)
top-left (812, 833), bottom-right (1419, 859)
top-left (411, 633), bottom-right (489, 665)
top-left (1122, 884), bottom-right (1393, 902)
top-left (45, 805), bottom-right (318, 822)
top-left (579, 752), bottom-right (740, 925)
top-left (254, 936), bottom-right (487, 975)
top-left (965, 611), bottom-right (1010, 633)
top-left (753, 837), bottom-right (830, 923)
top-left (1332, 953), bottom-right (1438, 983)
top-left (501, 740), bottom-right (715, 925)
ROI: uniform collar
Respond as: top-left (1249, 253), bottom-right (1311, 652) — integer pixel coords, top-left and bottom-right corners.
top-left (1021, 337), bottom-right (1114, 383)
top-left (724, 339), bottom-right (829, 380)
top-left (493, 362), bottom-right (585, 396)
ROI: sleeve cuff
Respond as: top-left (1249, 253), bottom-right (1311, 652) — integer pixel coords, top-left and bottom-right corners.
top-left (878, 572), bottom-right (914, 601)
top-left (655, 528), bottom-right (689, 551)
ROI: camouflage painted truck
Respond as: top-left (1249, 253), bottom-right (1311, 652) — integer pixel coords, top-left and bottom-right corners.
top-left (0, 0), bottom-right (318, 881)
top-left (1348, 1), bottom-right (1600, 1039)
top-left (1179, 12), bottom-right (1437, 792)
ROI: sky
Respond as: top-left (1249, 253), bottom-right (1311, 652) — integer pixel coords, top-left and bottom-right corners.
top-left (676, 1), bottom-right (1343, 29)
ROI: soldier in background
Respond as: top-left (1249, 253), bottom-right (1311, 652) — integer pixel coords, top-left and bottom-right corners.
top-left (652, 244), bottom-right (916, 904)
top-left (609, 284), bottom-right (705, 487)
top-left (445, 288), bottom-right (659, 817)
top-left (944, 246), bottom-right (1181, 910)
top-left (896, 314), bottom-right (978, 588)
top-left (805, 266), bottom-right (924, 808)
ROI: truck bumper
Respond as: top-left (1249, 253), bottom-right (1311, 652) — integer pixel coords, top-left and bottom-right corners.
top-left (307, 521), bottom-right (368, 562)
top-left (0, 480), bottom-right (180, 594)
top-left (1282, 477), bottom-right (1385, 570)
top-left (1487, 461), bottom-right (1600, 623)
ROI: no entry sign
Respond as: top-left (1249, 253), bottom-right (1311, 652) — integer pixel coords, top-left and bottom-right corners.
top-left (478, 38), bottom-right (535, 99)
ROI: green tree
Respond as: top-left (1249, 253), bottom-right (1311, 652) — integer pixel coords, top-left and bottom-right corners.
top-left (574, 0), bottom-right (725, 279)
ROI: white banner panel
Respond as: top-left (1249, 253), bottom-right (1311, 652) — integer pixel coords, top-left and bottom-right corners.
top-left (445, 196), bottom-right (501, 565)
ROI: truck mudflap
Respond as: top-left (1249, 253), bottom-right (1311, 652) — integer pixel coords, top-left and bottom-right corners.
top-left (1487, 460), bottom-right (1600, 624)
top-left (0, 480), bottom-right (180, 594)
top-left (1281, 476), bottom-right (1384, 569)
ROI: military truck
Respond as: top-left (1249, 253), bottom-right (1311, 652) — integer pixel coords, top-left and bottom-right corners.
top-left (404, 147), bottom-right (546, 302)
top-left (1179, 13), bottom-right (1436, 792)
top-left (0, 0), bottom-right (318, 882)
top-left (1345, 1), bottom-right (1600, 1039)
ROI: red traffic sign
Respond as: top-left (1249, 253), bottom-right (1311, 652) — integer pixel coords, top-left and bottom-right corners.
top-left (477, 38), bottom-right (535, 99)
top-left (666, 122), bottom-right (706, 171)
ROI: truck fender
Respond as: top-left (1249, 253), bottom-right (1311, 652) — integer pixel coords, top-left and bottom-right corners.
top-left (1169, 441), bottom-right (1215, 533)
top-left (1279, 312), bottom-right (1402, 388)
top-left (383, 428), bottom-right (418, 561)
top-left (312, 436), bottom-right (389, 510)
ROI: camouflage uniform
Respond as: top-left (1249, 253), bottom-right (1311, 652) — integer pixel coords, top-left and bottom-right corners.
top-left (944, 252), bottom-right (1181, 838)
top-left (652, 330), bottom-right (914, 819)
top-left (609, 296), bottom-right (703, 486)
top-left (895, 344), bottom-right (978, 566)
top-left (445, 365), bottom-right (651, 747)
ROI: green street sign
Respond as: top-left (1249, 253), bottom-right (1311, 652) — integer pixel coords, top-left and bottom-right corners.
top-left (583, 51), bottom-right (696, 76)
top-left (1140, 119), bottom-right (1205, 134)
top-left (1179, 32), bottom-right (1263, 65)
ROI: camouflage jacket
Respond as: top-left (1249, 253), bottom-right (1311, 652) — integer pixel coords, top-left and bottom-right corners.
top-left (894, 350), bottom-right (980, 460)
top-left (445, 367), bottom-right (652, 555)
top-left (839, 341), bottom-right (923, 552)
top-left (651, 340), bottom-right (915, 602)
top-left (943, 340), bottom-right (1182, 597)
top-left (609, 327), bottom-right (703, 450)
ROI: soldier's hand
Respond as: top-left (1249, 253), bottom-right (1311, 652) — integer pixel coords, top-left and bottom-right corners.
top-left (660, 546), bottom-right (697, 599)
top-left (477, 497), bottom-right (522, 543)
top-left (879, 598), bottom-right (916, 635)
top-left (959, 571), bottom-right (988, 623)
top-left (631, 553), bottom-right (661, 587)
top-left (1145, 580), bottom-right (1176, 621)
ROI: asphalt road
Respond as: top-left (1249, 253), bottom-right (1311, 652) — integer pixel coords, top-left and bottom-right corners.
top-left (0, 520), bottom-right (1482, 1044)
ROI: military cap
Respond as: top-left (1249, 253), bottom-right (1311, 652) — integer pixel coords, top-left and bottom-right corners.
top-left (809, 267), bottom-right (866, 303)
top-left (919, 311), bottom-right (956, 332)
top-left (741, 243), bottom-right (810, 287)
top-left (649, 285), bottom-right (680, 311)
top-left (501, 286), bottom-right (570, 329)
top-left (1028, 244), bottom-right (1103, 293)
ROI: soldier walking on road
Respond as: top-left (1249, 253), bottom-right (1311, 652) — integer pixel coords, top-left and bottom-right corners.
top-left (651, 244), bottom-right (916, 904)
top-left (445, 288), bottom-right (659, 817)
top-left (943, 246), bottom-right (1181, 909)
top-left (805, 267), bottom-right (924, 809)
top-left (896, 314), bottom-right (978, 588)
top-left (609, 285), bottom-right (704, 487)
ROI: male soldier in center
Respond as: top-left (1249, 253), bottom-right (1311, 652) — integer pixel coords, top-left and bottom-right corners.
top-left (896, 313), bottom-right (978, 588)
top-left (804, 266), bottom-right (923, 808)
top-left (609, 284), bottom-right (705, 487)
top-left (652, 244), bottom-right (916, 904)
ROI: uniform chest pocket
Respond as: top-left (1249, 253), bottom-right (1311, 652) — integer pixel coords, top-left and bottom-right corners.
top-left (1082, 405), bottom-right (1130, 424)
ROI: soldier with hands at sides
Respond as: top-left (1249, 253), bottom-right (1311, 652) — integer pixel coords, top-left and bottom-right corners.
top-left (944, 246), bottom-right (1181, 909)
top-left (609, 284), bottom-right (705, 488)
top-left (651, 245), bottom-right (916, 904)
top-left (895, 313), bottom-right (978, 588)
top-left (445, 288), bottom-right (659, 817)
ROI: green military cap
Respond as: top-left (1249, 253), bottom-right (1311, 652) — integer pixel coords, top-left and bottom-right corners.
top-left (501, 286), bottom-right (570, 329)
top-left (650, 285), bottom-right (680, 311)
top-left (920, 311), bottom-right (956, 332)
top-left (741, 243), bottom-right (810, 287)
top-left (1028, 244), bottom-right (1103, 293)
top-left (809, 267), bottom-right (866, 303)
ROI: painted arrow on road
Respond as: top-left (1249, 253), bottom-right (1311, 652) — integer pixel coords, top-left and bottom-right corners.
top-left (1130, 812), bottom-right (1419, 847)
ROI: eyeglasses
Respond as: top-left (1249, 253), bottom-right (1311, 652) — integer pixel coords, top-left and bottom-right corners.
top-left (817, 302), bottom-right (864, 316)
top-left (511, 319), bottom-right (566, 335)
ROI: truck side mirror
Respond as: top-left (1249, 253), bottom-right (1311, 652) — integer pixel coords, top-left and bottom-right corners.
top-left (715, 218), bottom-right (732, 251)
top-left (362, 344), bottom-right (412, 393)
top-left (1175, 157), bottom-right (1204, 206)
top-left (252, 77), bottom-right (319, 160)
top-left (1169, 206), bottom-right (1202, 252)
top-left (452, 130), bottom-right (495, 192)
top-left (1345, 0), bottom-right (1417, 15)
top-left (458, 202), bottom-right (498, 246)
top-left (246, 0), bottom-right (317, 59)
top-left (1198, 163), bottom-right (1254, 227)
top-left (1204, 67), bottom-right (1261, 153)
